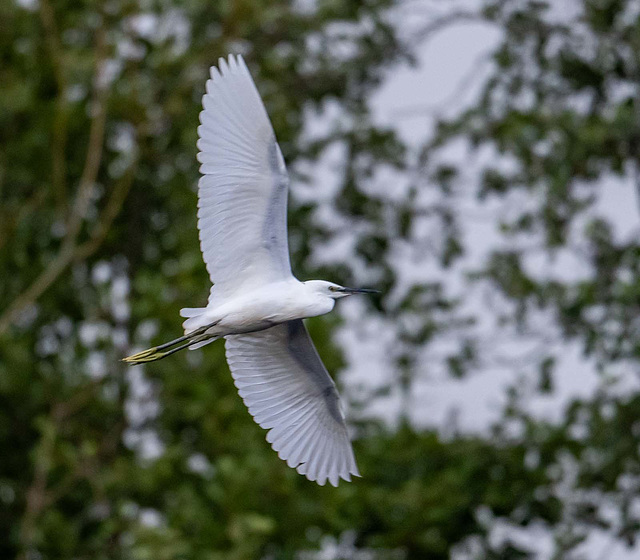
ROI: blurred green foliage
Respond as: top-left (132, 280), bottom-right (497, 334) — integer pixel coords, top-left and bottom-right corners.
top-left (2, 0), bottom-right (640, 559)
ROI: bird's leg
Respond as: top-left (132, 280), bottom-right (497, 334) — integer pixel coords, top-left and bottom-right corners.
top-left (124, 335), bottom-right (211, 363)
top-left (122, 323), bottom-right (218, 364)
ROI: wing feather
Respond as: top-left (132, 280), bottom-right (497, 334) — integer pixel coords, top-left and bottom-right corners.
top-left (225, 320), bottom-right (359, 486)
top-left (197, 54), bottom-right (292, 301)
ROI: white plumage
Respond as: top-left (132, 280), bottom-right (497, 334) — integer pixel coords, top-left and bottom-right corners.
top-left (225, 320), bottom-right (359, 486)
top-left (196, 55), bottom-right (291, 302)
top-left (125, 54), bottom-right (377, 486)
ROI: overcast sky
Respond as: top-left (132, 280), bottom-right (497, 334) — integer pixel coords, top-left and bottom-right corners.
top-left (330, 4), bottom-right (640, 558)
top-left (332, 5), bottom-right (640, 440)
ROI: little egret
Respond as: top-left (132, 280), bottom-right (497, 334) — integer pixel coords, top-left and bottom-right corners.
top-left (124, 54), bottom-right (378, 486)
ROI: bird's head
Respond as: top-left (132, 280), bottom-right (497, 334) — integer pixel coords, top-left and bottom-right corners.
top-left (305, 280), bottom-right (379, 300)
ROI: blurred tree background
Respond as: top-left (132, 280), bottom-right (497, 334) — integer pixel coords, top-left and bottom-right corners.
top-left (1, 0), bottom-right (640, 558)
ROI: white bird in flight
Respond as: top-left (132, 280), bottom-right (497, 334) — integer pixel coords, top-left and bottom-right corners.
top-left (124, 54), bottom-right (378, 486)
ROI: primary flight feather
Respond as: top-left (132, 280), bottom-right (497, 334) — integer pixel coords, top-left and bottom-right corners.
top-left (124, 54), bottom-right (377, 486)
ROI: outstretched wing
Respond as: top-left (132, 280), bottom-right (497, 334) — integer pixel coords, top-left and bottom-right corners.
top-left (197, 54), bottom-right (293, 301)
top-left (224, 320), bottom-right (359, 486)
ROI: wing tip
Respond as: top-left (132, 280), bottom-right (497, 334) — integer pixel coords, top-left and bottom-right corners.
top-left (217, 56), bottom-right (229, 74)
top-left (209, 65), bottom-right (221, 82)
top-left (210, 53), bottom-right (248, 79)
top-left (294, 450), bottom-right (360, 487)
top-left (301, 467), bottom-right (360, 487)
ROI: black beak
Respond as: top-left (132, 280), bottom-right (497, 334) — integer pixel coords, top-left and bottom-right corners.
top-left (336, 287), bottom-right (380, 294)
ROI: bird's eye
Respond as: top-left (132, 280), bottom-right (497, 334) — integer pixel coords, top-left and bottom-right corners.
top-left (328, 286), bottom-right (337, 292)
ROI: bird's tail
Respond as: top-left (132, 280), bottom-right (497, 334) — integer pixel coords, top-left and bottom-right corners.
top-left (180, 306), bottom-right (211, 331)
top-left (179, 307), bottom-right (219, 350)
top-left (122, 321), bottom-right (219, 365)
top-left (180, 307), bottom-right (207, 319)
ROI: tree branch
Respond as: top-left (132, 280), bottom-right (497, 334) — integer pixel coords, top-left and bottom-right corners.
top-left (39, 0), bottom-right (66, 94)
top-left (0, 25), bottom-right (109, 336)
top-left (40, 0), bottom-right (70, 213)
top-left (74, 155), bottom-right (139, 261)
top-left (62, 26), bottom-right (108, 252)
top-left (0, 189), bottom-right (48, 253)
top-left (409, 10), bottom-right (484, 44)
top-left (17, 379), bottom-right (116, 559)
top-left (18, 406), bottom-right (59, 560)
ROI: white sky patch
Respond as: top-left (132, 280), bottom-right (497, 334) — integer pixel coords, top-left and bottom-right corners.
top-left (86, 351), bottom-right (108, 379)
top-left (79, 320), bottom-right (111, 348)
top-left (123, 366), bottom-right (165, 461)
top-left (588, 170), bottom-right (640, 243)
top-left (139, 508), bottom-right (166, 529)
top-left (14, 0), bottom-right (38, 11)
top-left (110, 274), bottom-right (131, 322)
top-left (370, 20), bottom-right (502, 145)
top-left (92, 261), bottom-right (112, 285)
top-left (125, 9), bottom-right (190, 56)
top-left (187, 453), bottom-right (216, 479)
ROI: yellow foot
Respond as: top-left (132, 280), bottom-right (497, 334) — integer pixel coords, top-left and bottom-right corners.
top-left (122, 323), bottom-right (218, 365)
top-left (122, 347), bottom-right (166, 364)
